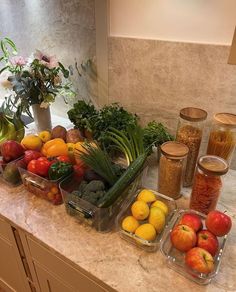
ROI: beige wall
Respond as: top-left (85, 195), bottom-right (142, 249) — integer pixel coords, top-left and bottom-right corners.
top-left (110, 0), bottom-right (236, 45)
top-left (0, 0), bottom-right (97, 117)
top-left (108, 37), bottom-right (236, 168)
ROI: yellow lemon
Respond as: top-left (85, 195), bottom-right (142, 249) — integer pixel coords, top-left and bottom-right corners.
top-left (148, 207), bottom-right (165, 233)
top-left (135, 223), bottom-right (157, 241)
top-left (38, 130), bottom-right (51, 143)
top-left (151, 200), bottom-right (169, 216)
top-left (137, 189), bottom-right (156, 203)
top-left (21, 135), bottom-right (43, 151)
top-left (131, 201), bottom-right (149, 220)
top-left (121, 216), bottom-right (140, 233)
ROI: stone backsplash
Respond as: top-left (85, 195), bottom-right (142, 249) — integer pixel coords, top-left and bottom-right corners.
top-left (0, 0), bottom-right (97, 117)
top-left (108, 37), bottom-right (236, 169)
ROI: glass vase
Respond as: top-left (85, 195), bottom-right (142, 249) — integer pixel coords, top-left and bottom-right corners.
top-left (32, 104), bottom-right (52, 132)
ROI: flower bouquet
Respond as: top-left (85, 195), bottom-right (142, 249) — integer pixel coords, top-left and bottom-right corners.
top-left (0, 37), bottom-right (75, 130)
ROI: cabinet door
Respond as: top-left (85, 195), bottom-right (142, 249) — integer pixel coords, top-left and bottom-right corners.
top-left (0, 236), bottom-right (24, 292)
top-left (34, 263), bottom-right (74, 292)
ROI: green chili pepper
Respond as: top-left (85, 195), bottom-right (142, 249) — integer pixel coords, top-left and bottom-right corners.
top-left (48, 161), bottom-right (73, 181)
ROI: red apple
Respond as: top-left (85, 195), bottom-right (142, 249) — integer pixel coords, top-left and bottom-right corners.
top-left (170, 224), bottom-right (197, 252)
top-left (185, 247), bottom-right (214, 274)
top-left (206, 211), bottom-right (232, 237)
top-left (1, 140), bottom-right (24, 162)
top-left (197, 230), bottom-right (219, 256)
top-left (23, 150), bottom-right (42, 165)
top-left (179, 213), bottom-right (203, 232)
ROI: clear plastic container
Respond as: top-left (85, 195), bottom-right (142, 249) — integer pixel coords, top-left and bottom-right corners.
top-left (158, 141), bottom-right (189, 199)
top-left (176, 107), bottom-right (207, 186)
top-left (60, 171), bottom-right (144, 232)
top-left (0, 156), bottom-right (25, 186)
top-left (190, 155), bottom-right (228, 214)
top-left (207, 113), bottom-right (236, 165)
top-left (18, 168), bottom-right (65, 205)
top-left (160, 209), bottom-right (228, 285)
top-left (116, 188), bottom-right (177, 252)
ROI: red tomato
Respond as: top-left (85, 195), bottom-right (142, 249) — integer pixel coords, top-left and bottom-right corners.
top-left (36, 158), bottom-right (51, 177)
top-left (23, 150), bottom-right (42, 165)
top-left (57, 155), bottom-right (71, 163)
top-left (27, 160), bottom-right (38, 174)
top-left (73, 165), bottom-right (85, 180)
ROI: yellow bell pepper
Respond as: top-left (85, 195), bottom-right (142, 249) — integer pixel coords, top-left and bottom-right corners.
top-left (41, 138), bottom-right (68, 157)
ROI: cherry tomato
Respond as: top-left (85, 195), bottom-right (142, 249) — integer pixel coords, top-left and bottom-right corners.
top-left (73, 165), bottom-right (85, 180)
top-left (36, 158), bottom-right (51, 177)
top-left (57, 155), bottom-right (71, 163)
top-left (27, 160), bottom-right (38, 174)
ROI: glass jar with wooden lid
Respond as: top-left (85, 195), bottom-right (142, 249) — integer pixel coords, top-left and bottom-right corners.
top-left (176, 107), bottom-right (207, 187)
top-left (158, 141), bottom-right (189, 199)
top-left (207, 113), bottom-right (236, 164)
top-left (190, 155), bottom-right (228, 214)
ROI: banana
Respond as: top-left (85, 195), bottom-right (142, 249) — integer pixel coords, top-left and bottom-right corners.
top-left (12, 115), bottom-right (25, 142)
top-left (0, 115), bottom-right (16, 143)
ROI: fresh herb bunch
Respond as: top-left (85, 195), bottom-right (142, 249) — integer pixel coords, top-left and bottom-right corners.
top-left (93, 103), bottom-right (138, 141)
top-left (67, 101), bottom-right (138, 144)
top-left (143, 121), bottom-right (173, 149)
top-left (67, 100), bottom-right (98, 132)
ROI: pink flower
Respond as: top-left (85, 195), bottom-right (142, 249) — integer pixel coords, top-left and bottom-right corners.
top-left (34, 50), bottom-right (59, 69)
top-left (10, 56), bottom-right (27, 66)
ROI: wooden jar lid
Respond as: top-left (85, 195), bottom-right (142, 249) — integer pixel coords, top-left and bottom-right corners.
top-left (180, 107), bottom-right (208, 122)
top-left (198, 155), bottom-right (229, 176)
top-left (214, 113), bottom-right (236, 127)
top-left (160, 141), bottom-right (189, 159)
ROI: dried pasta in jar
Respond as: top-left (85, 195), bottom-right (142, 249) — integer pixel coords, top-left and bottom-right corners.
top-left (190, 155), bottom-right (228, 214)
top-left (207, 113), bottom-right (236, 165)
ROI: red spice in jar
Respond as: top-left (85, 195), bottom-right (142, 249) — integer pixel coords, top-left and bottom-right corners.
top-left (190, 172), bottom-right (222, 214)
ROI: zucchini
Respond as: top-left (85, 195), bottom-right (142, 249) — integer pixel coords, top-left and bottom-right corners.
top-left (97, 153), bottom-right (147, 208)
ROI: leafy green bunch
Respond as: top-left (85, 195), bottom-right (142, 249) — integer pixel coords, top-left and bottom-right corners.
top-left (67, 101), bottom-right (138, 143)
top-left (143, 121), bottom-right (174, 148)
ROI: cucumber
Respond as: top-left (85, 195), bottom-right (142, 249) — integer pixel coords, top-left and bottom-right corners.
top-left (97, 153), bottom-right (147, 208)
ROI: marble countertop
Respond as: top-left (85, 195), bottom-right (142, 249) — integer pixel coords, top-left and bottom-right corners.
top-left (0, 165), bottom-right (235, 292)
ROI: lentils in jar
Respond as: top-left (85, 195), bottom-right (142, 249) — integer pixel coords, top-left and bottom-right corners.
top-left (158, 141), bottom-right (189, 199)
top-left (176, 107), bottom-right (207, 187)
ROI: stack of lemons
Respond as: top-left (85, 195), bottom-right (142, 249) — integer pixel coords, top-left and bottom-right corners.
top-left (121, 189), bottom-right (169, 241)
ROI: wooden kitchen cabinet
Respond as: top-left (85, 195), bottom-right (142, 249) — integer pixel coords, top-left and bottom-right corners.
top-left (33, 263), bottom-right (74, 292)
top-left (0, 216), bottom-right (113, 292)
top-left (0, 218), bottom-right (31, 292)
top-left (26, 237), bottom-right (111, 292)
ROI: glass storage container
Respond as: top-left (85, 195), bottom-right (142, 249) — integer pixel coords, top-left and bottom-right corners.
top-left (158, 141), bottom-right (189, 199)
top-left (116, 188), bottom-right (177, 252)
top-left (160, 209), bottom-right (228, 285)
top-left (0, 156), bottom-right (25, 186)
top-left (190, 155), bottom-right (228, 214)
top-left (207, 113), bottom-right (236, 165)
top-left (176, 107), bottom-right (207, 187)
top-left (60, 170), bottom-right (144, 232)
top-left (18, 168), bottom-right (66, 205)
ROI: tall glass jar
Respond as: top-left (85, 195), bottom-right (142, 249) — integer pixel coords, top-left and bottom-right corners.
top-left (190, 155), bottom-right (228, 214)
top-left (176, 107), bottom-right (207, 187)
top-left (158, 141), bottom-right (189, 199)
top-left (207, 113), bottom-right (236, 165)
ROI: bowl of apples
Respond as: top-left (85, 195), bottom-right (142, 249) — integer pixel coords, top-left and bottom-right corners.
top-left (160, 209), bottom-right (232, 285)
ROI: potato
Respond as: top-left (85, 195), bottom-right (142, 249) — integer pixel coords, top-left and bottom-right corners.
top-left (51, 125), bottom-right (67, 141)
top-left (66, 129), bottom-right (84, 143)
